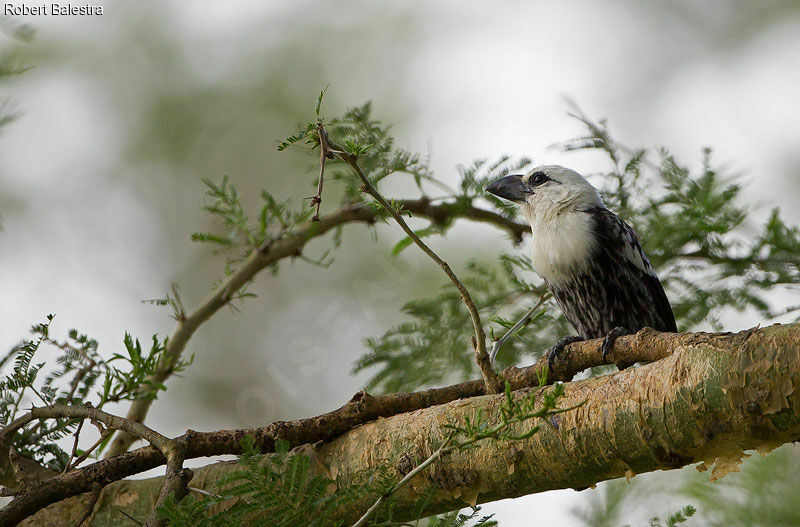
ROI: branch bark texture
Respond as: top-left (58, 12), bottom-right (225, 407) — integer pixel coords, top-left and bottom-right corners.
top-left (18, 323), bottom-right (800, 526)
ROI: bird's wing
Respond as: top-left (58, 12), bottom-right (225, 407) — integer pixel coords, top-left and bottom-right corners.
top-left (587, 207), bottom-right (678, 333)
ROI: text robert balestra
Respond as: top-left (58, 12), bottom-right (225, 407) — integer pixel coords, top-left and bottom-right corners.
top-left (4, 3), bottom-right (103, 15)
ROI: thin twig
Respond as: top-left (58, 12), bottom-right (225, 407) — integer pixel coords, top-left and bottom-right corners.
top-left (489, 294), bottom-right (549, 365)
top-left (188, 486), bottom-right (215, 498)
top-left (63, 419), bottom-right (85, 473)
top-left (309, 142), bottom-right (327, 221)
top-left (116, 507), bottom-right (143, 526)
top-left (351, 437), bottom-right (453, 527)
top-left (66, 428), bottom-right (114, 472)
top-left (318, 125), bottom-right (503, 394)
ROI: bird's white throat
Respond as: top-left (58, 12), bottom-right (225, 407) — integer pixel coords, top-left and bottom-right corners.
top-left (525, 208), bottom-right (596, 284)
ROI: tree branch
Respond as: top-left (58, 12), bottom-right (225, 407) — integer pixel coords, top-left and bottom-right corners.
top-left (18, 323), bottom-right (800, 526)
top-left (2, 404), bottom-right (187, 527)
top-left (0, 326), bottom-right (682, 526)
top-left (105, 195), bottom-right (529, 457)
top-left (1, 325), bottom-right (779, 525)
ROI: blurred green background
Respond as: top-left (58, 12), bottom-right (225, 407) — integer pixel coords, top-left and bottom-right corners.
top-left (2, 1), bottom-right (800, 524)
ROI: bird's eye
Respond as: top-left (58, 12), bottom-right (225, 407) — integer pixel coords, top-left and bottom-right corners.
top-left (529, 171), bottom-right (548, 186)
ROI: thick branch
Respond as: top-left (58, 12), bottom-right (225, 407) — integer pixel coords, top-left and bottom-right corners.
top-left (21, 323), bottom-right (800, 526)
top-left (7, 325), bottom-right (796, 525)
top-left (2, 404), bottom-right (186, 527)
top-left (0, 327), bottom-right (681, 526)
top-left (106, 196), bottom-right (528, 456)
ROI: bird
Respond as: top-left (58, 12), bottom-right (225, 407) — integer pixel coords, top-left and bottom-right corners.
top-left (485, 165), bottom-right (676, 371)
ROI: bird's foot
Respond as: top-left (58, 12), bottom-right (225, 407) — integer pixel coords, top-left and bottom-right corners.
top-left (546, 336), bottom-right (583, 377)
top-left (601, 326), bottom-right (631, 364)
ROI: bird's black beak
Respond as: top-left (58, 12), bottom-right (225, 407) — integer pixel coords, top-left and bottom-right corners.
top-left (485, 174), bottom-right (531, 202)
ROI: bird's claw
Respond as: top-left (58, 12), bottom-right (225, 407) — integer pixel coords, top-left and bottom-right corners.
top-left (546, 336), bottom-right (583, 377)
top-left (601, 326), bottom-right (630, 364)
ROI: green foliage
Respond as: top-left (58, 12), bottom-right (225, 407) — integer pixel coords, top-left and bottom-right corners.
top-left (192, 175), bottom-right (315, 256)
top-left (0, 316), bottom-right (188, 470)
top-left (159, 436), bottom-right (375, 526)
top-left (202, 96), bottom-right (455, 290)
top-left (622, 505), bottom-right (696, 527)
top-left (156, 435), bottom-right (400, 527)
top-left (0, 17), bottom-right (34, 132)
top-left (279, 94), bottom-right (438, 200)
top-left (423, 509), bottom-right (497, 527)
top-left (443, 377), bottom-right (572, 447)
top-left (324, 103), bottom-right (437, 199)
top-left (277, 124), bottom-right (317, 152)
top-left (276, 87), bottom-right (328, 152)
top-left (657, 505), bottom-right (696, 527)
top-left (402, 488), bottom-right (497, 527)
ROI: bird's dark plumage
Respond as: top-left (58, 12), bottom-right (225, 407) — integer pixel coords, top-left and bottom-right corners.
top-left (546, 207), bottom-right (676, 339)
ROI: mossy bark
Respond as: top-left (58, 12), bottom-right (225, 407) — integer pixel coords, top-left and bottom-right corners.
top-left (21, 324), bottom-right (800, 526)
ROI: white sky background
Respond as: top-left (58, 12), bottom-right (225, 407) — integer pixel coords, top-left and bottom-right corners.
top-left (1, 1), bottom-right (800, 525)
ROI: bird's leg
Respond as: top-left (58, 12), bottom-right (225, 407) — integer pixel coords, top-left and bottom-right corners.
top-left (601, 326), bottom-right (631, 364)
top-left (546, 335), bottom-right (583, 376)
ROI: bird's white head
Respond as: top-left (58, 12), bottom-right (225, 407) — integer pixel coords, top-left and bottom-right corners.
top-left (486, 165), bottom-right (605, 282)
top-left (485, 165), bottom-right (603, 224)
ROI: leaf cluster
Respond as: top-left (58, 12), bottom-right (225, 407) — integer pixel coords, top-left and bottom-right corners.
top-left (157, 436), bottom-right (495, 527)
top-left (0, 316), bottom-right (188, 471)
top-left (158, 436), bottom-right (367, 526)
top-left (638, 505), bottom-right (696, 527)
top-left (192, 175), bottom-right (315, 256)
top-left (280, 94), bottom-right (438, 203)
top-left (443, 376), bottom-right (572, 450)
